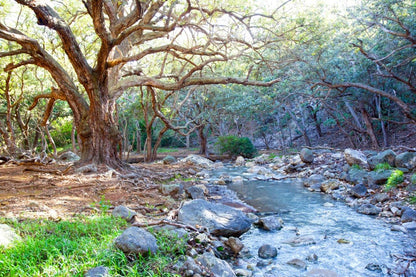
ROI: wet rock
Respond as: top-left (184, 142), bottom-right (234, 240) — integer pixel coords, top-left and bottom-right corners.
top-left (177, 199), bottom-right (252, 237)
top-left (320, 179), bottom-right (340, 193)
top-left (357, 204), bottom-right (381, 215)
top-left (234, 268), bottom-right (253, 277)
top-left (59, 151), bottom-right (80, 162)
top-left (232, 176), bottom-right (245, 184)
top-left (283, 236), bottom-right (316, 247)
top-left (337, 238), bottom-right (351, 244)
top-left (258, 244), bottom-right (278, 259)
top-left (247, 166), bottom-right (273, 175)
top-left (180, 154), bottom-right (214, 169)
top-left (391, 225), bottom-right (407, 233)
top-left (350, 183), bottom-right (367, 198)
top-left (373, 193), bottom-right (389, 203)
top-left (306, 268), bottom-right (338, 277)
top-left (159, 183), bottom-right (183, 196)
top-left (256, 216), bottom-right (283, 231)
top-left (401, 207), bottom-right (416, 223)
top-left (114, 227), bottom-right (158, 255)
top-left (224, 237), bottom-right (244, 255)
top-left (85, 266), bottom-right (110, 277)
top-left (213, 161), bottom-right (224, 169)
top-left (0, 224), bottom-right (21, 247)
top-left (403, 221), bottom-right (416, 230)
top-left (395, 152), bottom-right (416, 170)
top-left (365, 263), bottom-right (383, 273)
top-left (162, 155), bottom-right (176, 164)
top-left (344, 148), bottom-right (368, 168)
top-left (186, 186), bottom-right (206, 200)
top-left (367, 150), bottom-right (396, 170)
top-left (252, 154), bottom-right (269, 165)
top-left (306, 253), bottom-right (318, 262)
top-left (300, 148), bottom-right (314, 163)
top-left (112, 205), bottom-right (137, 221)
top-left (235, 156), bottom-right (245, 166)
top-left (197, 252), bottom-right (236, 277)
top-left (287, 258), bottom-right (307, 270)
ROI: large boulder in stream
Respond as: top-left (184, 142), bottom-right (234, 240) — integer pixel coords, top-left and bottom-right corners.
top-left (180, 154), bottom-right (214, 168)
top-left (177, 199), bottom-right (252, 237)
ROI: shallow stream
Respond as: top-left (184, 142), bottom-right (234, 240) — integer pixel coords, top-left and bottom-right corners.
top-left (208, 166), bottom-right (416, 276)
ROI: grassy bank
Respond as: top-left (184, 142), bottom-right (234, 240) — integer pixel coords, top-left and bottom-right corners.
top-left (0, 215), bottom-right (186, 276)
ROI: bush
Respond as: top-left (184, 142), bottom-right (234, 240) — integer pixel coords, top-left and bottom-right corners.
top-left (385, 170), bottom-right (404, 191)
top-left (374, 162), bottom-right (393, 172)
top-left (216, 135), bottom-right (256, 158)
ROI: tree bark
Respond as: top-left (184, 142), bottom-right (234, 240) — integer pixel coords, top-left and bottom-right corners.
top-left (361, 107), bottom-right (379, 149)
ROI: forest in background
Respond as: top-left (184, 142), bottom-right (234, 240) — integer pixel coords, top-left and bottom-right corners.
top-left (0, 0), bottom-right (415, 165)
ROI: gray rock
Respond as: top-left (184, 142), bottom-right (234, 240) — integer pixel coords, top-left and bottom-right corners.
top-left (180, 154), bottom-right (214, 168)
top-left (177, 199), bottom-right (252, 237)
top-left (368, 170), bottom-right (393, 185)
top-left (283, 236), bottom-right (316, 247)
top-left (197, 252), bottom-right (236, 277)
top-left (162, 155), bottom-right (176, 164)
top-left (306, 268), bottom-right (338, 277)
top-left (287, 258), bottom-right (307, 270)
top-left (300, 148), bottom-right (314, 163)
top-left (180, 256), bottom-right (203, 276)
top-left (186, 186), bottom-right (206, 200)
top-left (350, 183), bottom-right (367, 198)
top-left (114, 227), bottom-right (158, 255)
top-left (365, 263), bottom-right (383, 273)
top-left (373, 193), bottom-right (389, 203)
top-left (357, 204), bottom-right (381, 215)
top-left (258, 244), bottom-right (278, 259)
top-left (367, 150), bottom-right (396, 170)
top-left (112, 205), bottom-right (137, 221)
top-left (306, 253), bottom-right (318, 262)
top-left (344, 148), bottom-right (368, 168)
top-left (224, 237), bottom-right (244, 255)
top-left (85, 266), bottom-right (110, 277)
top-left (401, 207), bottom-right (416, 223)
top-left (257, 216), bottom-right (283, 231)
top-left (232, 176), bottom-right (245, 184)
top-left (395, 152), bottom-right (416, 170)
top-left (320, 179), bottom-right (340, 193)
top-left (235, 156), bottom-right (245, 166)
top-left (59, 151), bottom-right (80, 162)
top-left (234, 268), bottom-right (252, 277)
top-left (159, 183), bottom-right (183, 196)
top-left (75, 164), bottom-right (97, 174)
top-left (0, 224), bottom-right (21, 247)
top-left (303, 174), bottom-right (325, 188)
top-left (346, 168), bottom-right (368, 185)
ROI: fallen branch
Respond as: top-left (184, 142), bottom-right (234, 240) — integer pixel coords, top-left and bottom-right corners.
top-left (132, 218), bottom-right (198, 232)
top-left (23, 167), bottom-right (62, 175)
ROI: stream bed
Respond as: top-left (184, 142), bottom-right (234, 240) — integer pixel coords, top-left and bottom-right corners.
top-left (207, 166), bottom-right (416, 276)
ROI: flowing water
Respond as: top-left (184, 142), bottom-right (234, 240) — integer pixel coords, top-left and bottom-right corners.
top-left (208, 166), bottom-right (416, 276)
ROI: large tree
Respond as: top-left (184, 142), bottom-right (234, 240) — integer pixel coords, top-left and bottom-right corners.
top-left (0, 0), bottom-right (279, 168)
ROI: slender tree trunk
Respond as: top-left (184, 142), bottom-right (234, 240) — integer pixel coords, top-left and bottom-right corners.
top-left (186, 134), bottom-right (190, 149)
top-left (361, 107), bottom-right (379, 149)
top-left (151, 126), bottom-right (169, 161)
top-left (44, 125), bottom-right (57, 158)
top-left (375, 95), bottom-right (388, 147)
top-left (71, 123), bottom-right (77, 153)
top-left (197, 125), bottom-right (208, 157)
top-left (136, 122), bottom-right (142, 153)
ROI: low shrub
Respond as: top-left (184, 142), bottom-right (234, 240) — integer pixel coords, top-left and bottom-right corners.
top-left (215, 135), bottom-right (256, 158)
top-left (385, 170), bottom-right (404, 191)
top-left (374, 162), bottom-right (393, 172)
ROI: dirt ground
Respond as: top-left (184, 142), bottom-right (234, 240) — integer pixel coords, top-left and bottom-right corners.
top-left (0, 160), bottom-right (197, 220)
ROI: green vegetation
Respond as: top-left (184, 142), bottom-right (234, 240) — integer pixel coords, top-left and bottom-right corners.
top-left (385, 170), bottom-right (405, 191)
top-left (374, 163), bottom-right (393, 172)
top-left (216, 135), bottom-right (257, 158)
top-left (0, 216), bottom-right (186, 276)
top-left (351, 164), bottom-right (363, 170)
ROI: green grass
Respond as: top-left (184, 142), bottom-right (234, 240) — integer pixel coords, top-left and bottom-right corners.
top-left (157, 147), bottom-right (198, 153)
top-left (351, 164), bottom-right (363, 170)
top-left (0, 215), bottom-right (186, 276)
top-left (374, 162), bottom-right (393, 172)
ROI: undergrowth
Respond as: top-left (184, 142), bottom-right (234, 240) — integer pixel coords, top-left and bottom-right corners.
top-left (0, 215), bottom-right (185, 276)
